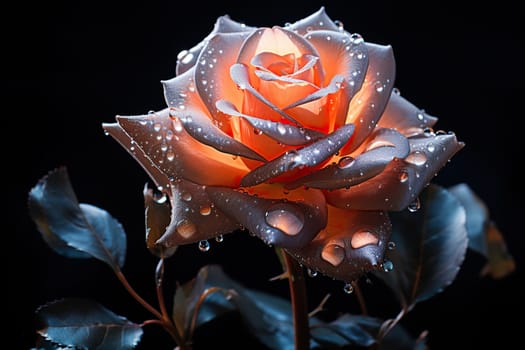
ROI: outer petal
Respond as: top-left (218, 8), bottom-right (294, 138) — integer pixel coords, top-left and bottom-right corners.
top-left (286, 205), bottom-right (391, 282)
top-left (176, 15), bottom-right (255, 75)
top-left (287, 7), bottom-right (340, 35)
top-left (102, 123), bottom-right (170, 190)
top-left (377, 92), bottom-right (438, 136)
top-left (206, 186), bottom-right (327, 249)
top-left (286, 128), bottom-right (410, 190)
top-left (110, 108), bottom-right (250, 187)
top-left (162, 69), bottom-right (265, 161)
top-left (326, 133), bottom-right (465, 211)
top-left (341, 43), bottom-right (396, 154)
top-left (240, 123), bottom-right (355, 187)
top-left (156, 179), bottom-right (241, 248)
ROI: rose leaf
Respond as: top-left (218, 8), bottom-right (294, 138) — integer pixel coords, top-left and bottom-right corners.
top-left (35, 298), bottom-right (143, 350)
top-left (448, 183), bottom-right (515, 279)
top-left (373, 184), bottom-right (468, 309)
top-left (28, 167), bottom-right (126, 270)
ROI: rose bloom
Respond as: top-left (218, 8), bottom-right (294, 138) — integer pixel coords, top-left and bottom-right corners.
top-left (103, 8), bottom-right (463, 282)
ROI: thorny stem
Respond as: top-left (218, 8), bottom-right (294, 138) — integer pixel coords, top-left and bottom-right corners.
top-left (280, 249), bottom-right (310, 350)
top-left (376, 307), bottom-right (407, 344)
top-left (155, 259), bottom-right (170, 322)
top-left (114, 266), bottom-right (188, 349)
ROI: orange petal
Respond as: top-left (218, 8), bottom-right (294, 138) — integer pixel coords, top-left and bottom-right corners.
top-left (110, 108), bottom-right (250, 187)
top-left (326, 133), bottom-right (465, 211)
top-left (341, 43), bottom-right (396, 154)
top-left (286, 205), bottom-right (391, 282)
top-left (162, 69), bottom-right (265, 161)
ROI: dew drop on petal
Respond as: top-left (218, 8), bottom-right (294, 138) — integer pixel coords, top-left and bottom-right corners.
top-left (307, 268), bottom-right (318, 277)
top-left (393, 87), bottom-right (401, 95)
top-left (215, 234), bottom-right (224, 243)
top-left (166, 150), bottom-right (175, 161)
top-left (382, 260), bottom-right (394, 272)
top-left (388, 241), bottom-right (396, 250)
top-left (265, 208), bottom-right (304, 236)
top-left (399, 170), bottom-right (409, 183)
top-left (338, 156), bottom-right (355, 169)
top-left (153, 192), bottom-right (168, 204)
top-left (351, 230), bottom-right (379, 249)
top-left (176, 219), bottom-right (197, 238)
top-left (277, 124), bottom-right (287, 135)
top-left (405, 151), bottom-right (427, 166)
top-left (343, 283), bottom-right (354, 294)
top-left (181, 192), bottom-right (192, 201)
top-left (198, 240), bottom-right (210, 252)
top-left (427, 143), bottom-right (435, 152)
top-left (199, 205), bottom-right (212, 216)
top-left (321, 243), bottom-right (345, 266)
top-left (407, 197), bottom-right (421, 212)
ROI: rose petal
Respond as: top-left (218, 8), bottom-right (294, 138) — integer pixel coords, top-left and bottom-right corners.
top-left (303, 31), bottom-right (369, 130)
top-left (113, 108), bottom-right (250, 187)
top-left (287, 7), bottom-right (340, 35)
top-left (286, 128), bottom-right (410, 190)
top-left (230, 63), bottom-right (300, 125)
top-left (176, 15), bottom-right (254, 75)
top-left (102, 123), bottom-right (170, 190)
top-left (216, 99), bottom-right (325, 146)
top-left (194, 32), bottom-right (252, 122)
top-left (155, 179), bottom-right (241, 248)
top-left (378, 92), bottom-right (439, 136)
top-left (241, 123), bottom-right (355, 187)
top-left (286, 206), bottom-right (391, 282)
top-left (206, 186), bottom-right (327, 249)
top-left (326, 133), bottom-right (465, 211)
top-left (162, 69), bottom-right (265, 162)
top-left (340, 43), bottom-right (396, 154)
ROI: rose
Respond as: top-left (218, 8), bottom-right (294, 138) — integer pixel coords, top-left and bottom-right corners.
top-left (103, 8), bottom-right (463, 282)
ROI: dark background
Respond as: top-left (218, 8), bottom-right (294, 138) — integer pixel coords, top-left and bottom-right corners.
top-left (8, 0), bottom-right (524, 349)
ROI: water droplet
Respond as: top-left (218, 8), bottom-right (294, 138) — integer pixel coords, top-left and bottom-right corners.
top-left (307, 268), bottom-right (318, 277)
top-left (399, 170), bottom-right (409, 183)
top-left (215, 234), bottom-right (224, 243)
top-left (427, 143), bottom-right (435, 152)
top-left (334, 20), bottom-right (344, 31)
top-left (154, 192), bottom-right (168, 204)
top-left (382, 260), bottom-right (394, 272)
top-left (349, 33), bottom-right (363, 44)
top-left (393, 87), bottom-right (401, 95)
top-left (321, 242), bottom-right (345, 266)
top-left (374, 81), bottom-right (384, 93)
top-left (265, 208), bottom-right (304, 236)
top-left (405, 151), bottom-right (427, 166)
top-left (180, 52), bottom-right (194, 65)
top-left (417, 112), bottom-right (425, 121)
top-left (198, 240), bottom-right (210, 252)
top-left (177, 50), bottom-right (189, 60)
top-left (351, 230), bottom-right (379, 248)
top-left (153, 123), bottom-right (162, 132)
top-left (407, 197), bottom-right (421, 212)
top-left (176, 219), bottom-right (197, 238)
top-left (343, 283), bottom-right (354, 294)
top-left (276, 124), bottom-right (287, 135)
top-left (338, 156), bottom-right (355, 169)
top-left (388, 241), bottom-right (396, 250)
top-left (253, 128), bottom-right (263, 135)
top-left (182, 192), bottom-right (192, 201)
top-left (199, 205), bottom-right (212, 216)
top-left (166, 150), bottom-right (175, 161)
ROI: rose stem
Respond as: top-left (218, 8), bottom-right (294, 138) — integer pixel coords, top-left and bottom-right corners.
top-left (351, 280), bottom-right (368, 316)
top-left (280, 249), bottom-right (310, 350)
top-left (114, 266), bottom-right (187, 349)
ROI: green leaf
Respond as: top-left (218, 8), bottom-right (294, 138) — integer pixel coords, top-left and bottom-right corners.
top-left (143, 184), bottom-right (176, 258)
top-left (310, 314), bottom-right (377, 348)
top-left (28, 167), bottom-right (127, 269)
top-left (36, 298), bottom-right (143, 350)
top-left (449, 183), bottom-right (515, 279)
top-left (374, 184), bottom-right (468, 309)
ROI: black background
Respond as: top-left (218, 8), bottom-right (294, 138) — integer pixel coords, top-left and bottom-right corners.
top-left (8, 0), bottom-right (524, 349)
